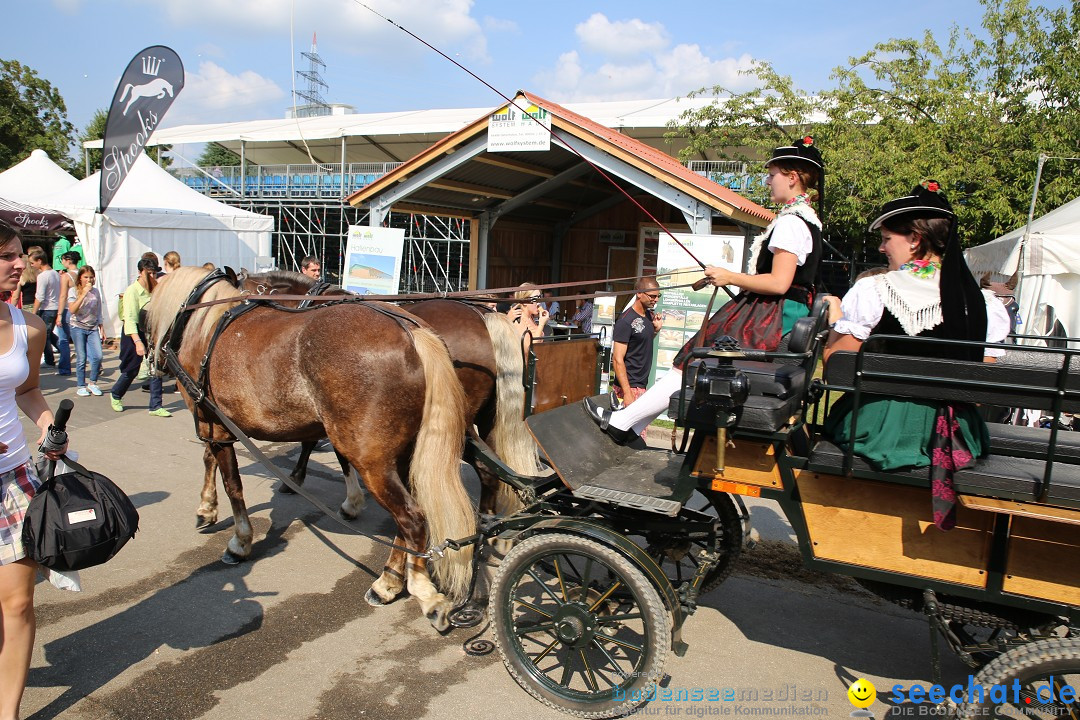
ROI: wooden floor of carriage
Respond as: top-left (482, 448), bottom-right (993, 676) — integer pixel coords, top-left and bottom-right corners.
top-left (23, 352), bottom-right (970, 720)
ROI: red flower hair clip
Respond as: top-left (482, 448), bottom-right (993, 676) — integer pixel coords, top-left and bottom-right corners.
top-left (802, 135), bottom-right (814, 146)
top-left (925, 180), bottom-right (940, 192)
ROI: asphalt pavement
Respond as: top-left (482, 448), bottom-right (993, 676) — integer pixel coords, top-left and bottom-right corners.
top-left (20, 348), bottom-right (972, 720)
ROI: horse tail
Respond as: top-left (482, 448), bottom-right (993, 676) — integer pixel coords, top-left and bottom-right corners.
top-left (119, 83), bottom-right (133, 103)
top-left (409, 326), bottom-right (474, 602)
top-left (483, 312), bottom-right (538, 515)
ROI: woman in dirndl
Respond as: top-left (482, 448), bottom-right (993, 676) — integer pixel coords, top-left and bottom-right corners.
top-left (0, 223), bottom-right (65, 719)
top-left (823, 182), bottom-right (1010, 529)
top-left (586, 137), bottom-right (825, 443)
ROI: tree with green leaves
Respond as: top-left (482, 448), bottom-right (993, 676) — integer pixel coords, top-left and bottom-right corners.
top-left (196, 142), bottom-right (247, 169)
top-left (77, 109), bottom-right (107, 178)
top-left (0, 59), bottom-right (77, 174)
top-left (667, 0), bottom-right (1080, 250)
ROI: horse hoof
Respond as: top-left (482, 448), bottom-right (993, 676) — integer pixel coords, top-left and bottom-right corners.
top-left (338, 507), bottom-right (358, 522)
top-left (277, 482), bottom-right (297, 495)
top-left (196, 515), bottom-right (216, 531)
top-left (427, 607), bottom-right (451, 634)
top-left (221, 550), bottom-right (245, 565)
top-left (364, 587), bottom-right (389, 607)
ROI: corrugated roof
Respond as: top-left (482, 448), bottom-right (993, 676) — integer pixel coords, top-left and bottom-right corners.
top-left (519, 91), bottom-right (773, 223)
top-left (347, 91), bottom-right (774, 225)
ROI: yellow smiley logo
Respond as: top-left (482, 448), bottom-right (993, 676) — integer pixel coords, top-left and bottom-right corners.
top-left (847, 678), bottom-right (876, 709)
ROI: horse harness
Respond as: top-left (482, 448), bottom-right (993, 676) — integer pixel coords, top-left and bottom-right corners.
top-left (298, 281), bottom-right (335, 308)
top-left (157, 269), bottom-right (464, 559)
top-left (162, 270), bottom-right (424, 436)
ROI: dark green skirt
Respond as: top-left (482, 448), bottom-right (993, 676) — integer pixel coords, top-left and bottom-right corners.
top-left (824, 395), bottom-right (988, 471)
top-left (781, 298), bottom-right (808, 335)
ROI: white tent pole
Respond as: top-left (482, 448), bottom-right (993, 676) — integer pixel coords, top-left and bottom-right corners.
top-left (1015, 153), bottom-right (1046, 307)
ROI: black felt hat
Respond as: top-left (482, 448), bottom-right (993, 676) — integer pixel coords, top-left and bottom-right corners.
top-left (874, 180), bottom-right (987, 361)
top-left (766, 136), bottom-right (824, 170)
top-left (869, 181), bottom-right (954, 230)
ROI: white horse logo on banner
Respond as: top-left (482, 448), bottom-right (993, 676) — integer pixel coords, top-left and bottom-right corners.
top-left (118, 78), bottom-right (174, 115)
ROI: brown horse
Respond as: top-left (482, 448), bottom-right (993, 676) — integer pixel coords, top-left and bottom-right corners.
top-left (237, 271), bottom-right (536, 517)
top-left (145, 267), bottom-right (475, 629)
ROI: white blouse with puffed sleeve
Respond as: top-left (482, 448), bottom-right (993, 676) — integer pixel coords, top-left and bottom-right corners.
top-left (832, 273), bottom-right (1010, 357)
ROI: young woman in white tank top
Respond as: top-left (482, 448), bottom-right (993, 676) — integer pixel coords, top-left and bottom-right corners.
top-left (0, 226), bottom-right (66, 720)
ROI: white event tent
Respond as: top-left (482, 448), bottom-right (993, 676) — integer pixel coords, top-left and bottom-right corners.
top-left (966, 195), bottom-right (1080, 348)
top-left (0, 149), bottom-right (79, 201)
top-left (33, 154), bottom-right (273, 334)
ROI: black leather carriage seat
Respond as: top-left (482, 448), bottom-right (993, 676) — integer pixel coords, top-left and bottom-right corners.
top-left (819, 346), bottom-right (1080, 508)
top-left (669, 301), bottom-right (829, 433)
top-left (808, 439), bottom-right (1080, 509)
top-left (670, 360), bottom-right (807, 433)
top-left (987, 423), bottom-right (1080, 462)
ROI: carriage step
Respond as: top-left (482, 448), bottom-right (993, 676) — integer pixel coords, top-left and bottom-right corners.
top-left (573, 485), bottom-right (682, 516)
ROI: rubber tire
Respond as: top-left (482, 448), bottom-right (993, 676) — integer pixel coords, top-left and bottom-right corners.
top-left (959, 637), bottom-right (1080, 719)
top-left (490, 532), bottom-right (671, 719)
top-left (634, 489), bottom-right (742, 595)
top-left (855, 579), bottom-right (1056, 631)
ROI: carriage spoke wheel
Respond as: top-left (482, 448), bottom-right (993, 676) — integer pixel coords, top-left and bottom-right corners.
top-left (960, 637), bottom-right (1080, 720)
top-left (490, 533), bottom-right (670, 719)
top-left (635, 489), bottom-right (742, 595)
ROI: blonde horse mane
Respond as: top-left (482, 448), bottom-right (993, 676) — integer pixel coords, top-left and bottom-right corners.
top-left (482, 312), bottom-right (538, 515)
top-left (147, 266), bottom-right (244, 357)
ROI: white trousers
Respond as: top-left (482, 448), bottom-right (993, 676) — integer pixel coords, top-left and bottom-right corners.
top-left (609, 369), bottom-right (684, 435)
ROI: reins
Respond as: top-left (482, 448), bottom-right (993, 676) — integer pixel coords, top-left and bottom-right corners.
top-left (181, 278), bottom-right (712, 313)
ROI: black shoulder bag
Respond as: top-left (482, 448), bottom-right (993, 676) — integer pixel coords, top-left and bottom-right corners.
top-left (21, 399), bottom-right (139, 572)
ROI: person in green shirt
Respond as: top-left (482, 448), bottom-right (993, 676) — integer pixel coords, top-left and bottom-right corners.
top-left (109, 258), bottom-right (171, 417)
top-left (50, 235), bottom-right (85, 270)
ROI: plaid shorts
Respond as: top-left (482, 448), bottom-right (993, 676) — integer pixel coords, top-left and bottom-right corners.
top-left (0, 462), bottom-right (40, 565)
top-left (613, 386), bottom-right (650, 439)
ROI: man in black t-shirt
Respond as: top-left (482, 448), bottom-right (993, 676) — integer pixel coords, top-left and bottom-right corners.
top-left (611, 277), bottom-right (663, 430)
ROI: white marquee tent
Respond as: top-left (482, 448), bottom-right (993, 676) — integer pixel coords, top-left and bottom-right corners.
top-left (33, 154), bottom-right (273, 334)
top-left (0, 149), bottom-right (79, 202)
top-left (966, 195), bottom-right (1080, 348)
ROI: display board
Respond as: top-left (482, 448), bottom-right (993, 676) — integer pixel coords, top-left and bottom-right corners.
top-left (343, 225), bottom-right (406, 294)
top-left (650, 232), bottom-right (745, 385)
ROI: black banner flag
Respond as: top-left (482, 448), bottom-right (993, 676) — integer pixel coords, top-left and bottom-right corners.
top-left (99, 46), bottom-right (184, 213)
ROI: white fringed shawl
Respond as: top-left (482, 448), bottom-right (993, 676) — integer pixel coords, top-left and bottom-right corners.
top-left (873, 270), bottom-right (943, 336)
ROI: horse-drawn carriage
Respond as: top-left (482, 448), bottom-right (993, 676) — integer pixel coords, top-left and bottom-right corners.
top-left (145, 268), bottom-right (1079, 719)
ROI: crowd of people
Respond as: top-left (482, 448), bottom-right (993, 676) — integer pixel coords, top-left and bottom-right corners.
top-left (2, 242), bottom-right (236, 418)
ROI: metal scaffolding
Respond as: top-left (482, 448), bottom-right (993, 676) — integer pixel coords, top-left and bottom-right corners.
top-left (224, 198), bottom-right (470, 292)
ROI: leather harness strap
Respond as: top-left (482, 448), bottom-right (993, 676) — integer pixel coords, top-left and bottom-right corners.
top-left (298, 281), bottom-right (335, 308)
top-left (161, 274), bottom-right (423, 443)
top-left (156, 275), bottom-right (454, 559)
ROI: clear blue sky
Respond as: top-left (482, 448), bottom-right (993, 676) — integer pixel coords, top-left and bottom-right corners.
top-left (6, 1), bottom-right (1064, 145)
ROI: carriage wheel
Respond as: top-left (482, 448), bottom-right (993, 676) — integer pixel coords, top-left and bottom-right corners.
top-left (490, 532), bottom-right (670, 719)
top-left (634, 489), bottom-right (742, 595)
top-left (959, 637), bottom-right (1080, 719)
